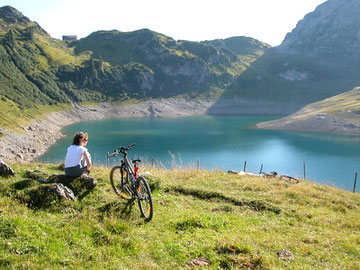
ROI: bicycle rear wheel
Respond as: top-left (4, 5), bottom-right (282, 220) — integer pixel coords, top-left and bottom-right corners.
top-left (136, 177), bottom-right (153, 221)
top-left (110, 166), bottom-right (133, 200)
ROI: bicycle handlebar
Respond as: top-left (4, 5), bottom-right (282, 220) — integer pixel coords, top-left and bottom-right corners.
top-left (120, 143), bottom-right (136, 152)
top-left (108, 143), bottom-right (136, 157)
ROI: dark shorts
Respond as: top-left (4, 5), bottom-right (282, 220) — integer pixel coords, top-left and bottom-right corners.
top-left (64, 165), bottom-right (87, 177)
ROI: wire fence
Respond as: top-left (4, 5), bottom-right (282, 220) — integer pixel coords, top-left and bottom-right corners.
top-left (106, 153), bottom-right (358, 193)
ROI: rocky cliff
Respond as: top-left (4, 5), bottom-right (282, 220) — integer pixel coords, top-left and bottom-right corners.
top-left (1, 1), bottom-right (360, 120)
top-left (0, 5), bottom-right (271, 113)
top-left (277, 0), bottom-right (360, 79)
top-left (217, 0), bottom-right (360, 112)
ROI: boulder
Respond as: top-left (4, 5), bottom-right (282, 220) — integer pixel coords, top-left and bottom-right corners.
top-left (0, 160), bottom-right (15, 176)
top-left (186, 258), bottom-right (211, 267)
top-left (48, 173), bottom-right (97, 189)
top-left (48, 183), bottom-right (76, 201)
top-left (80, 174), bottom-right (97, 189)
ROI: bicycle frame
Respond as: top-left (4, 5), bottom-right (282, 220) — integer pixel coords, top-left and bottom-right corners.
top-left (121, 151), bottom-right (140, 179)
top-left (109, 143), bottom-right (154, 221)
top-left (122, 152), bottom-right (134, 175)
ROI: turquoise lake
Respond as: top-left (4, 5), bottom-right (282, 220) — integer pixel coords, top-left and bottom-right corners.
top-left (37, 115), bottom-right (360, 191)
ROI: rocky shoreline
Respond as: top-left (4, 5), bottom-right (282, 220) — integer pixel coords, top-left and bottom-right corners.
top-left (256, 111), bottom-right (360, 136)
top-left (3, 97), bottom-right (360, 164)
top-left (0, 98), bottom-right (214, 163)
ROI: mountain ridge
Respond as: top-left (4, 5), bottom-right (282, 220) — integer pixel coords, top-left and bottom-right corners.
top-left (0, 5), bottom-right (271, 111)
top-left (0, 1), bottom-right (360, 124)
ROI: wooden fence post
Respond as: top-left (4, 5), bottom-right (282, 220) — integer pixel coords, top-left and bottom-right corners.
top-left (353, 172), bottom-right (358, 193)
top-left (197, 158), bottom-right (200, 170)
top-left (107, 152), bottom-right (109, 168)
top-left (259, 164), bottom-right (263, 174)
top-left (243, 161), bottom-right (247, 172)
top-left (151, 158), bottom-right (154, 167)
top-left (303, 161), bottom-right (306, 180)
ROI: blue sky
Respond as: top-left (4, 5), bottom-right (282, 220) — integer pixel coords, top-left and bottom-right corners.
top-left (2, 0), bottom-right (327, 46)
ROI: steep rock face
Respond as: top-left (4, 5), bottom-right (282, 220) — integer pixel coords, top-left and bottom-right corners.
top-left (0, 5), bottom-right (31, 26)
top-left (74, 29), bottom-right (269, 98)
top-left (0, 5), bottom-right (47, 35)
top-left (276, 0), bottom-right (360, 79)
top-left (278, 0), bottom-right (360, 55)
top-left (0, 6), bottom-right (270, 109)
top-left (218, 0), bottom-right (360, 114)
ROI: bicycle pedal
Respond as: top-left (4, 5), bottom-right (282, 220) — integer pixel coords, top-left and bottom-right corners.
top-left (130, 198), bottom-right (136, 204)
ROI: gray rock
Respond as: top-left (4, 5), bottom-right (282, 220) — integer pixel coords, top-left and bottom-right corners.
top-left (0, 160), bottom-right (15, 176)
top-left (80, 174), bottom-right (97, 189)
top-left (48, 183), bottom-right (76, 201)
top-left (276, 250), bottom-right (295, 261)
top-left (37, 177), bottom-right (47, 183)
top-left (344, 123), bottom-right (358, 129)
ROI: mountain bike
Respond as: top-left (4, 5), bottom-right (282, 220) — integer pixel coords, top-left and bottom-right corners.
top-left (109, 143), bottom-right (153, 221)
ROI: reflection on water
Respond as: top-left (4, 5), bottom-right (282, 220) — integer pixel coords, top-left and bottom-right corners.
top-left (38, 115), bottom-right (360, 191)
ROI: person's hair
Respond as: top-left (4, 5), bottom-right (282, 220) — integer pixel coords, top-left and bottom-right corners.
top-left (72, 132), bottom-right (88, 145)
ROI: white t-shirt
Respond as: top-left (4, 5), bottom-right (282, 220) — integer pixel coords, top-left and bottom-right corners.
top-left (64, 145), bottom-right (91, 168)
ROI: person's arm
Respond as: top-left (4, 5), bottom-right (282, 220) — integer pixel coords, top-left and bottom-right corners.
top-left (84, 150), bottom-right (92, 171)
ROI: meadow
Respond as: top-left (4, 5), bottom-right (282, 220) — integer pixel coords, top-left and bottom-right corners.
top-left (0, 163), bottom-right (359, 269)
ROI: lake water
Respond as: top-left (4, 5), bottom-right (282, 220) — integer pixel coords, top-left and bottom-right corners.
top-left (37, 115), bottom-right (360, 191)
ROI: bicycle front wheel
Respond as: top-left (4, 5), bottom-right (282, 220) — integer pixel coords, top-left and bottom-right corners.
top-left (136, 177), bottom-right (153, 221)
top-left (110, 166), bottom-right (133, 200)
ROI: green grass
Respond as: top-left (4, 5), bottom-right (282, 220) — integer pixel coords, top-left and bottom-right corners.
top-left (1, 163), bottom-right (359, 269)
top-left (35, 34), bottom-right (90, 68)
top-left (0, 99), bottom-right (71, 132)
top-left (292, 86), bottom-right (360, 117)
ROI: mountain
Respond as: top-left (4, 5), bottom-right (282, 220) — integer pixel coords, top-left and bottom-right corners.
top-left (0, 5), bottom-right (270, 115)
top-left (0, 5), bottom-right (34, 29)
top-left (72, 29), bottom-right (270, 99)
top-left (1, 0), bottom-right (360, 123)
top-left (254, 0), bottom-right (360, 133)
top-left (277, 0), bottom-right (360, 79)
top-left (211, 0), bottom-right (360, 114)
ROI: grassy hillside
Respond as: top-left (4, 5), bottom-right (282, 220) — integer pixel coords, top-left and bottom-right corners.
top-left (219, 51), bottom-right (359, 107)
top-left (1, 163), bottom-right (359, 269)
top-left (0, 5), bottom-right (272, 132)
top-left (0, 98), bottom-right (71, 131)
top-left (289, 86), bottom-right (360, 118)
top-left (256, 86), bottom-right (360, 135)
top-left (0, 5), bottom-right (272, 113)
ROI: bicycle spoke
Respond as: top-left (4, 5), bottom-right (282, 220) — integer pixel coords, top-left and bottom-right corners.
top-left (110, 166), bottom-right (133, 200)
top-left (109, 144), bottom-right (153, 220)
top-left (137, 177), bottom-right (153, 221)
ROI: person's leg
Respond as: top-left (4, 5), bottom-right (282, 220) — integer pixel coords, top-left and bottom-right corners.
top-left (79, 165), bottom-right (88, 175)
top-left (65, 165), bottom-right (86, 177)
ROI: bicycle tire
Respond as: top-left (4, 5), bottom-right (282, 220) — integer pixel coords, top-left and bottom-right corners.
top-left (110, 165), bottom-right (133, 200)
top-left (136, 176), bottom-right (153, 221)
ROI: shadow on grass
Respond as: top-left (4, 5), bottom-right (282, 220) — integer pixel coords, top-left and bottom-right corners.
top-left (12, 179), bottom-right (38, 190)
top-left (165, 186), bottom-right (281, 214)
top-left (98, 200), bottom-right (137, 219)
top-left (12, 175), bottom-right (96, 210)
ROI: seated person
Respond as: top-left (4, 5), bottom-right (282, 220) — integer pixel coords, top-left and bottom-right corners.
top-left (64, 132), bottom-right (92, 177)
